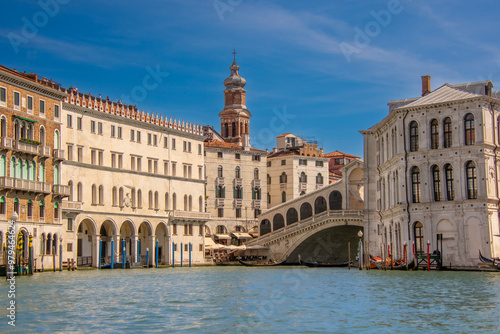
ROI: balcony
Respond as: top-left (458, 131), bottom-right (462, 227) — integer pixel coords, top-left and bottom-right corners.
top-left (216, 177), bottom-right (225, 186)
top-left (0, 137), bottom-right (13, 149)
top-left (170, 210), bottom-right (211, 220)
top-left (0, 177), bottom-right (51, 193)
top-left (61, 200), bottom-right (83, 212)
top-left (53, 149), bottom-right (66, 161)
top-left (53, 184), bottom-right (70, 197)
top-left (216, 198), bottom-right (225, 207)
top-left (299, 182), bottom-right (307, 192)
top-left (252, 199), bottom-right (261, 209)
top-left (39, 145), bottom-right (51, 157)
top-left (13, 140), bottom-right (39, 155)
top-left (252, 179), bottom-right (261, 187)
top-left (234, 178), bottom-right (243, 187)
top-left (280, 183), bottom-right (287, 191)
top-left (234, 198), bottom-right (243, 207)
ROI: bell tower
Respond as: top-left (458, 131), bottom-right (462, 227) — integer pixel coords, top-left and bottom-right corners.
top-left (219, 50), bottom-right (251, 145)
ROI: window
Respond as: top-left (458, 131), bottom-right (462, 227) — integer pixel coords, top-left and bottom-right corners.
top-left (90, 121), bottom-right (96, 133)
top-left (217, 165), bottom-right (223, 177)
top-left (14, 92), bottom-right (20, 109)
top-left (111, 125), bottom-right (115, 137)
top-left (171, 162), bottom-right (176, 176)
top-left (148, 133), bottom-right (152, 145)
top-left (131, 156), bottom-right (136, 171)
top-left (77, 147), bottom-right (83, 162)
top-left (316, 161), bottom-right (324, 167)
top-left (198, 144), bottom-right (202, 155)
top-left (236, 208), bottom-right (242, 218)
top-left (218, 208), bottom-right (224, 217)
top-left (164, 137), bottom-right (168, 148)
top-left (267, 161), bottom-right (271, 167)
top-left (466, 161), bottom-right (477, 199)
top-left (411, 166), bottom-right (421, 203)
top-left (137, 157), bottom-right (142, 171)
top-left (97, 122), bottom-right (103, 135)
top-left (281, 191), bottom-right (286, 203)
top-left (111, 153), bottom-right (116, 168)
top-left (430, 119), bottom-right (439, 149)
top-left (445, 164), bottom-right (454, 201)
top-left (432, 165), bottom-right (441, 201)
top-left (253, 155), bottom-right (261, 161)
top-left (117, 127), bottom-right (122, 139)
top-left (281, 159), bottom-right (286, 165)
top-left (67, 218), bottom-right (73, 231)
top-left (254, 168), bottom-right (259, 180)
top-left (136, 131), bottom-right (141, 143)
top-left (443, 117), bottom-right (452, 148)
top-left (67, 144), bottom-right (73, 161)
top-left (316, 173), bottom-right (324, 184)
top-left (77, 117), bottom-right (82, 130)
top-left (130, 129), bottom-right (135, 141)
top-left (299, 159), bottom-right (307, 166)
top-left (54, 105), bottom-right (60, 119)
top-left (172, 138), bottom-right (176, 150)
top-left (54, 203), bottom-right (59, 219)
top-left (234, 186), bottom-right (243, 199)
top-left (464, 113), bottom-right (475, 145)
top-left (235, 166), bottom-right (241, 179)
top-left (91, 149), bottom-right (96, 165)
top-left (27, 96), bottom-right (33, 112)
top-left (414, 222), bottom-right (424, 254)
top-left (67, 115), bottom-right (73, 128)
top-left (164, 161), bottom-right (169, 175)
top-left (217, 152), bottom-right (223, 158)
top-left (39, 100), bottom-right (45, 115)
top-left (299, 172), bottom-right (307, 183)
top-left (409, 121), bottom-right (419, 152)
top-left (173, 224), bottom-right (177, 235)
top-left (280, 172), bottom-right (287, 183)
top-left (0, 87), bottom-right (5, 104)
top-left (153, 135), bottom-right (157, 146)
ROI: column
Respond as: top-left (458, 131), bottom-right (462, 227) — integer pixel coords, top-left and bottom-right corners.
top-left (132, 235), bottom-right (139, 263)
top-left (113, 235), bottom-right (120, 264)
top-left (92, 235), bottom-right (100, 267)
top-left (149, 235), bottom-right (156, 267)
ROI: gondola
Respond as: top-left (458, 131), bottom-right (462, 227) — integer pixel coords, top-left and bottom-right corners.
top-left (373, 259), bottom-right (415, 270)
top-left (479, 250), bottom-right (500, 271)
top-left (299, 259), bottom-right (352, 268)
top-left (238, 259), bottom-right (287, 267)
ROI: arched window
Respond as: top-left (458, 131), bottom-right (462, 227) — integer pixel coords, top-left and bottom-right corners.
top-left (411, 166), bottom-right (421, 203)
top-left (40, 126), bottom-right (46, 146)
top-left (54, 165), bottom-right (59, 185)
top-left (112, 187), bottom-right (117, 206)
top-left (199, 196), bottom-right (203, 212)
top-left (232, 122), bottom-right (236, 137)
top-left (54, 202), bottom-right (59, 220)
top-left (165, 192), bottom-right (170, 210)
top-left (0, 155), bottom-right (5, 177)
top-left (30, 161), bottom-right (35, 180)
top-left (119, 187), bottom-right (124, 207)
top-left (432, 165), bottom-right (441, 201)
top-left (155, 191), bottom-right (159, 209)
top-left (430, 119), bottom-right (439, 149)
top-left (172, 193), bottom-right (177, 210)
top-left (137, 189), bottom-right (142, 208)
top-left (0, 196), bottom-right (6, 215)
top-left (280, 172), bottom-right (287, 183)
top-left (183, 194), bottom-right (188, 211)
top-left (444, 164), bottom-right (454, 201)
top-left (39, 201), bottom-right (45, 220)
top-left (267, 174), bottom-right (271, 184)
top-left (188, 195), bottom-right (192, 211)
top-left (235, 166), bottom-right (241, 179)
top-left (10, 157), bottom-right (15, 178)
top-left (466, 161), bottom-right (477, 199)
top-left (464, 113), bottom-right (475, 145)
top-left (281, 191), bottom-right (286, 203)
top-left (497, 117), bottom-right (500, 145)
top-left (217, 165), bottom-right (223, 178)
top-left (91, 184), bottom-right (97, 204)
top-left (254, 168), bottom-right (259, 180)
top-left (316, 173), bottom-right (324, 185)
top-left (443, 117), bottom-right (452, 148)
top-left (409, 121), bottom-right (419, 152)
top-left (98, 185), bottom-right (104, 205)
top-left (77, 182), bottom-right (82, 202)
top-left (13, 198), bottom-right (19, 215)
top-left (54, 130), bottom-right (60, 149)
top-left (46, 232), bottom-right (51, 255)
top-left (299, 172), bottom-right (307, 183)
top-left (148, 191), bottom-right (153, 209)
top-left (39, 162), bottom-right (45, 182)
top-left (414, 222), bottom-right (424, 254)
top-left (0, 116), bottom-right (7, 138)
top-left (329, 191), bottom-right (342, 210)
top-left (22, 159), bottom-right (28, 180)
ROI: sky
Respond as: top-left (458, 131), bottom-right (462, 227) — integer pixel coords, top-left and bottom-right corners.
top-left (1, 0), bottom-right (500, 157)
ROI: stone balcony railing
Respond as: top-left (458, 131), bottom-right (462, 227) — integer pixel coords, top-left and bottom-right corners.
top-left (215, 177), bottom-right (225, 186)
top-left (39, 145), bottom-right (51, 157)
top-left (53, 184), bottom-right (70, 197)
top-left (216, 198), bottom-right (225, 207)
top-left (13, 140), bottom-right (38, 155)
top-left (280, 183), bottom-right (287, 191)
top-left (234, 178), bottom-right (243, 186)
top-left (234, 198), bottom-right (243, 207)
top-left (299, 182), bottom-right (307, 192)
top-left (53, 149), bottom-right (66, 161)
top-left (252, 199), bottom-right (261, 209)
top-left (170, 210), bottom-right (211, 221)
top-left (61, 200), bottom-right (83, 212)
top-left (252, 179), bottom-right (261, 187)
top-left (0, 177), bottom-right (51, 193)
top-left (0, 137), bottom-right (13, 149)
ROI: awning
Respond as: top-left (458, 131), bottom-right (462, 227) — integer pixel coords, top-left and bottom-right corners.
top-left (14, 115), bottom-right (38, 123)
top-left (215, 234), bottom-right (231, 240)
top-left (249, 232), bottom-right (259, 238)
top-left (232, 232), bottom-right (252, 240)
top-left (205, 237), bottom-right (216, 247)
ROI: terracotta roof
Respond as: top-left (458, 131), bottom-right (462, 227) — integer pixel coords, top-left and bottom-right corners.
top-left (204, 140), bottom-right (266, 152)
top-left (267, 150), bottom-right (300, 158)
top-left (277, 133), bottom-right (293, 138)
top-left (324, 151), bottom-right (360, 158)
top-left (397, 84), bottom-right (481, 109)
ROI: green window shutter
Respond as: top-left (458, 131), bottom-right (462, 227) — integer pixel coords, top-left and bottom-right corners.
top-left (233, 187), bottom-right (236, 198)
top-left (258, 188), bottom-right (262, 199)
top-left (223, 187), bottom-right (225, 198)
top-left (240, 187), bottom-right (243, 199)
top-left (252, 188), bottom-right (255, 199)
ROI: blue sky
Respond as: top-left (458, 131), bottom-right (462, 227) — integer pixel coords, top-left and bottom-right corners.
top-left (1, 0), bottom-right (500, 157)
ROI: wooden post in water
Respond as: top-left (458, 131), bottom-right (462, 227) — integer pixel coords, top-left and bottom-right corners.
top-left (348, 242), bottom-right (351, 270)
top-left (53, 245), bottom-right (56, 272)
top-left (390, 242), bottom-right (393, 270)
top-left (366, 242), bottom-right (370, 270)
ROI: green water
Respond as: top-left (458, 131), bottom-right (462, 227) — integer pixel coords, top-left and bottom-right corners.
top-left (1, 267), bottom-right (500, 333)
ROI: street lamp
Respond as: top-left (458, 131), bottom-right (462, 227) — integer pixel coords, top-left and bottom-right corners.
top-left (357, 230), bottom-right (363, 270)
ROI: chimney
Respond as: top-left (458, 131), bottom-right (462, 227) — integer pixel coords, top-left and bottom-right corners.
top-left (421, 75), bottom-right (431, 96)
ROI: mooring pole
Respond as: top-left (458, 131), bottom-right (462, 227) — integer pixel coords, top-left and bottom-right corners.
top-left (189, 243), bottom-right (192, 268)
top-left (99, 240), bottom-right (102, 269)
top-left (172, 242), bottom-right (175, 268)
top-left (181, 243), bottom-right (183, 268)
top-left (155, 240), bottom-right (159, 268)
top-left (348, 242), bottom-right (351, 270)
top-left (427, 241), bottom-right (430, 271)
top-left (122, 239), bottom-right (126, 269)
top-left (53, 245), bottom-right (56, 272)
top-left (111, 239), bottom-right (114, 269)
top-left (146, 248), bottom-right (149, 268)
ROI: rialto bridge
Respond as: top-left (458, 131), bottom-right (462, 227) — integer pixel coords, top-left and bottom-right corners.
top-left (246, 160), bottom-right (366, 263)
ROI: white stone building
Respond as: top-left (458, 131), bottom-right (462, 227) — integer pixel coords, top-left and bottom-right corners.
top-left (267, 134), bottom-right (329, 208)
top-left (361, 76), bottom-right (500, 268)
top-left (60, 90), bottom-right (209, 267)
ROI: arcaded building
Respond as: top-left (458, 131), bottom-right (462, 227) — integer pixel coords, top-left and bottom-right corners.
top-left (0, 65), bottom-right (68, 270)
top-left (362, 76), bottom-right (500, 268)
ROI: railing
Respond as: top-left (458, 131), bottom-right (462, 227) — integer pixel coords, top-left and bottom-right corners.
top-left (0, 137), bottom-right (13, 149)
top-left (77, 256), bottom-right (93, 267)
top-left (252, 179), bottom-right (261, 187)
top-left (234, 198), bottom-right (243, 207)
top-left (280, 183), bottom-right (287, 190)
top-left (61, 200), bottom-right (83, 212)
top-left (234, 178), bottom-right (243, 186)
top-left (252, 199), bottom-right (261, 209)
top-left (216, 177), bottom-right (225, 186)
top-left (13, 140), bottom-right (38, 154)
top-left (53, 184), bottom-right (70, 197)
top-left (299, 182), bottom-right (307, 192)
top-left (0, 177), bottom-right (51, 193)
top-left (216, 198), bottom-right (225, 207)
top-left (53, 149), bottom-right (65, 160)
top-left (39, 146), bottom-right (51, 157)
top-left (170, 210), bottom-right (211, 219)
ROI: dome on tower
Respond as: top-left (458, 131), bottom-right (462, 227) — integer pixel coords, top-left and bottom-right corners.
top-left (223, 60), bottom-right (246, 89)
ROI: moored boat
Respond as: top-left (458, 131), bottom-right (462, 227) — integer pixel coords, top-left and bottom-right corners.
top-left (373, 259), bottom-right (415, 270)
top-left (478, 250), bottom-right (500, 271)
top-left (299, 259), bottom-right (352, 268)
top-left (238, 259), bottom-right (287, 267)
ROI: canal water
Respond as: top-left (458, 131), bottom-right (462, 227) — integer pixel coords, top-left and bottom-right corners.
top-left (1, 267), bottom-right (500, 333)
